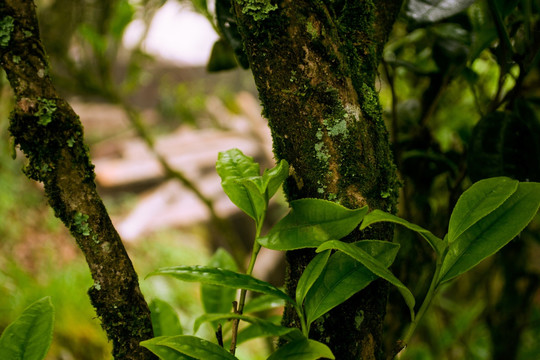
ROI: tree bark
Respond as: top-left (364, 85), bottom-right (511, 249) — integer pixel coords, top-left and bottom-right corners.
top-left (233, 0), bottom-right (402, 358)
top-left (0, 1), bottom-right (156, 359)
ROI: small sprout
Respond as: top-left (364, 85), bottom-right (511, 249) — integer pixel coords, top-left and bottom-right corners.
top-left (381, 191), bottom-right (391, 199)
top-left (94, 282), bottom-right (101, 291)
top-left (23, 30), bottom-right (32, 38)
top-left (67, 137), bottom-right (75, 147)
top-left (12, 55), bottom-right (20, 64)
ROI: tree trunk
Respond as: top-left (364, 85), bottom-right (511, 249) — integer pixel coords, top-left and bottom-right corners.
top-left (233, 0), bottom-right (402, 358)
top-left (0, 1), bottom-right (155, 359)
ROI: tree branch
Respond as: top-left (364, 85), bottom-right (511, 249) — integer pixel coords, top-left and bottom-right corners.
top-left (0, 1), bottom-right (156, 358)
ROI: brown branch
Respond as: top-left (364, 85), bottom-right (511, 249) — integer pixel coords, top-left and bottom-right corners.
top-left (0, 1), bottom-right (156, 359)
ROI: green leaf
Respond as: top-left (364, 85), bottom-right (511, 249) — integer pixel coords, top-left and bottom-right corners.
top-left (439, 182), bottom-right (540, 283)
top-left (360, 210), bottom-right (446, 255)
top-left (317, 240), bottom-right (415, 319)
top-left (141, 336), bottom-right (238, 360)
top-left (191, 0), bottom-right (208, 15)
top-left (215, 0), bottom-right (249, 69)
top-left (262, 159), bottom-right (289, 199)
top-left (150, 299), bottom-right (183, 337)
top-left (258, 199), bottom-right (368, 250)
top-left (0, 297), bottom-right (54, 360)
top-left (243, 294), bottom-right (285, 314)
top-left (217, 149), bottom-right (265, 223)
top-left (147, 266), bottom-right (294, 305)
top-left (207, 39), bottom-right (238, 72)
top-left (141, 340), bottom-right (195, 360)
top-left (267, 339), bottom-right (335, 360)
top-left (194, 313), bottom-right (301, 340)
top-left (406, 0), bottom-right (475, 23)
top-left (304, 241), bottom-right (399, 327)
top-left (295, 250), bottom-right (331, 306)
top-left (448, 177), bottom-right (518, 242)
top-left (201, 249), bottom-right (238, 320)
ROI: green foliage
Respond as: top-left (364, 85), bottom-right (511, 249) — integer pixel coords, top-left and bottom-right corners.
top-left (266, 339), bottom-right (335, 360)
top-left (295, 250), bottom-right (330, 307)
top-left (361, 210), bottom-right (446, 255)
top-left (257, 199), bottom-right (368, 250)
top-left (439, 179), bottom-right (540, 283)
top-left (303, 241), bottom-right (400, 329)
top-left (141, 335), bottom-right (239, 359)
top-left (147, 146), bottom-right (539, 359)
top-left (150, 299), bottom-right (183, 337)
top-left (0, 297), bottom-right (54, 360)
top-left (0, 15), bottom-right (14, 47)
top-left (317, 240), bottom-right (415, 320)
top-left (147, 266), bottom-right (294, 304)
top-left (216, 149), bottom-right (288, 229)
top-left (201, 249), bottom-right (238, 320)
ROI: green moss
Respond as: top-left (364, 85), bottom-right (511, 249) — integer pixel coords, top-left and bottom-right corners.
top-left (73, 212), bottom-right (91, 236)
top-left (236, 0), bottom-right (277, 21)
top-left (35, 98), bottom-right (57, 126)
top-left (360, 83), bottom-right (381, 121)
top-left (306, 21), bottom-right (318, 39)
top-left (0, 16), bottom-right (14, 47)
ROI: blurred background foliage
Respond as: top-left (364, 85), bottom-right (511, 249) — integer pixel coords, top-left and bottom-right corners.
top-left (1, 0), bottom-right (540, 359)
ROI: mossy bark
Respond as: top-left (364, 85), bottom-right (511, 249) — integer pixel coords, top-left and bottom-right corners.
top-left (233, 0), bottom-right (402, 358)
top-left (0, 1), bottom-right (155, 359)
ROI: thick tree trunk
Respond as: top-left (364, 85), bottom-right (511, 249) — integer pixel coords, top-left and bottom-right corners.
top-left (233, 0), bottom-right (402, 358)
top-left (0, 1), bottom-right (155, 359)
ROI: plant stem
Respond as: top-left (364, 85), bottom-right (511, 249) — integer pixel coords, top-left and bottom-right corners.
top-left (401, 258), bottom-right (442, 348)
top-left (229, 219), bottom-right (264, 354)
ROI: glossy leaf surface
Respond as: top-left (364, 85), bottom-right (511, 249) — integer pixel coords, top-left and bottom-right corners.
top-left (448, 177), bottom-right (518, 242)
top-left (361, 210), bottom-right (445, 255)
top-left (216, 149), bottom-right (264, 222)
top-left (267, 338), bottom-right (335, 360)
top-left (201, 249), bottom-right (238, 318)
top-left (262, 159), bottom-right (289, 199)
top-left (150, 299), bottom-right (183, 337)
top-left (440, 182), bottom-right (540, 283)
top-left (194, 313), bottom-right (301, 340)
top-left (258, 199), bottom-right (368, 250)
top-left (141, 336), bottom-right (238, 360)
top-left (243, 294), bottom-right (285, 314)
top-left (142, 340), bottom-right (195, 360)
top-left (147, 266), bottom-right (294, 304)
top-left (304, 241), bottom-right (400, 327)
top-left (317, 240), bottom-right (415, 318)
top-left (295, 250), bottom-right (331, 306)
top-left (0, 297), bottom-right (54, 360)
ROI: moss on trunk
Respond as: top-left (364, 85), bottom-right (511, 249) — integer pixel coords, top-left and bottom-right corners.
top-left (233, 0), bottom-right (403, 358)
top-left (0, 1), bottom-right (155, 359)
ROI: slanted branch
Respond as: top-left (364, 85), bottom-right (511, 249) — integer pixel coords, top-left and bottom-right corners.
top-left (0, 1), bottom-right (156, 358)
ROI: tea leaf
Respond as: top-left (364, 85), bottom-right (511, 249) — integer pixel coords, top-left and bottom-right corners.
top-left (0, 297), bottom-right (54, 360)
top-left (258, 199), bottom-right (368, 250)
top-left (440, 182), bottom-right (540, 283)
top-left (147, 266), bottom-right (294, 305)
